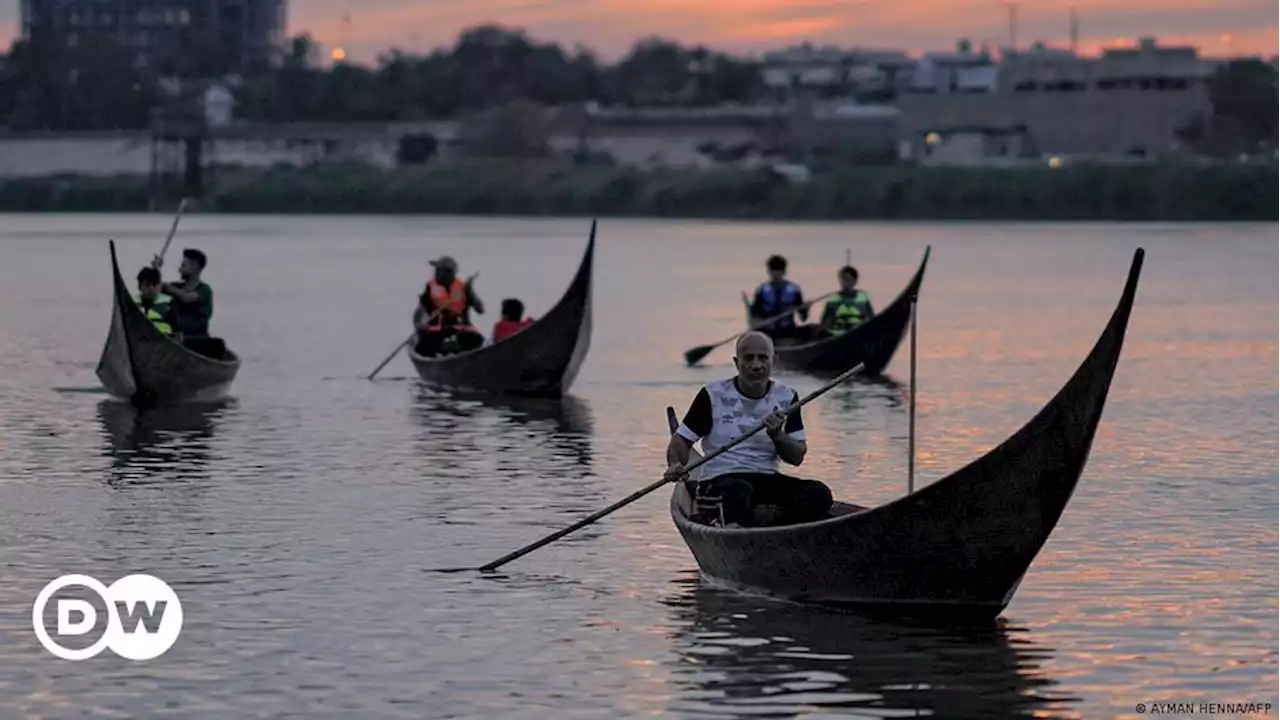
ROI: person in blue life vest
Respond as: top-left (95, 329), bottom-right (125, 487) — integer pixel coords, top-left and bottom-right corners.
top-left (819, 265), bottom-right (875, 336)
top-left (749, 255), bottom-right (819, 342)
top-left (135, 267), bottom-right (181, 340)
top-left (664, 331), bottom-right (834, 528)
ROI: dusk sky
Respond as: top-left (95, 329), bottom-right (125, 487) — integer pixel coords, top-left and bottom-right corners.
top-left (0, 0), bottom-right (1275, 62)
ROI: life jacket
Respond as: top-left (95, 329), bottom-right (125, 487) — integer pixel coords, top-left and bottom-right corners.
top-left (135, 293), bottom-right (175, 336)
top-left (827, 290), bottom-right (871, 334)
top-left (424, 278), bottom-right (474, 331)
top-left (756, 281), bottom-right (802, 328)
top-left (493, 318), bottom-right (535, 343)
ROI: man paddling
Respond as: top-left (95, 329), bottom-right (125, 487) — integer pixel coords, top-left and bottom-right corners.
top-left (414, 255), bottom-right (485, 356)
top-left (155, 248), bottom-right (223, 358)
top-left (749, 255), bottom-right (808, 341)
top-left (663, 331), bottom-right (833, 527)
top-left (158, 248), bottom-right (213, 337)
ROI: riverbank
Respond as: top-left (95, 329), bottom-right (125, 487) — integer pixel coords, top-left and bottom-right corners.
top-left (0, 159), bottom-right (1274, 221)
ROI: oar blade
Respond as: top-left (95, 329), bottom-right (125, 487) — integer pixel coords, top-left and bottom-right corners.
top-left (683, 344), bottom-right (715, 366)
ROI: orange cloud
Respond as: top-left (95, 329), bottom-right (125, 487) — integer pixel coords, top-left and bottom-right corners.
top-left (1, 0), bottom-right (1274, 62)
top-left (289, 0), bottom-right (1277, 62)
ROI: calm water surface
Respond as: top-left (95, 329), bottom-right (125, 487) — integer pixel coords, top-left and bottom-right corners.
top-left (0, 215), bottom-right (1275, 719)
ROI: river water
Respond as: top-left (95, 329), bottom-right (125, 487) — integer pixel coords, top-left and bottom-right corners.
top-left (0, 214), bottom-right (1275, 719)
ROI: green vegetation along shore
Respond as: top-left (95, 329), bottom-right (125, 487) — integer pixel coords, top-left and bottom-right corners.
top-left (0, 159), bottom-right (1274, 221)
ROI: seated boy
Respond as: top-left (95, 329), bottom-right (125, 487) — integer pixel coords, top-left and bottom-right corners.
top-left (492, 298), bottom-right (536, 344)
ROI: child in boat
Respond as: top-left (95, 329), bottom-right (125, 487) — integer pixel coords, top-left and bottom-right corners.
top-left (492, 298), bottom-right (535, 344)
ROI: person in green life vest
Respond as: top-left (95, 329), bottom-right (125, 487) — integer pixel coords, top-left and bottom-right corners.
top-left (135, 266), bottom-right (181, 340)
top-left (820, 265), bottom-right (875, 336)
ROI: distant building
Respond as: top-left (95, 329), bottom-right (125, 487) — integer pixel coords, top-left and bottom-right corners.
top-left (999, 37), bottom-right (1213, 94)
top-left (908, 43), bottom-right (998, 94)
top-left (761, 43), bottom-right (918, 99)
top-left (19, 0), bottom-right (288, 75)
top-left (899, 37), bottom-right (1218, 161)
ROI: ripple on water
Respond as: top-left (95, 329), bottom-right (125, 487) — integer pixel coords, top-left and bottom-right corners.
top-left (0, 219), bottom-right (1274, 718)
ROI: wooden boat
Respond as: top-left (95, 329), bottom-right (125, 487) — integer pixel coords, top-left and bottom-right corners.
top-left (96, 240), bottom-right (241, 407)
top-left (671, 248), bottom-right (1145, 624)
top-left (406, 223), bottom-right (595, 399)
top-left (741, 247), bottom-right (930, 375)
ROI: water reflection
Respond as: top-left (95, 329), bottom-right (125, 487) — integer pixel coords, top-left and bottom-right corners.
top-left (663, 577), bottom-right (1077, 719)
top-left (96, 398), bottom-right (232, 485)
top-left (409, 388), bottom-right (593, 465)
top-left (828, 374), bottom-right (908, 413)
top-left (408, 388), bottom-right (608, 536)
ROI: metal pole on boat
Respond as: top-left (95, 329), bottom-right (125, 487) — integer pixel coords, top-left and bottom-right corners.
top-left (908, 292), bottom-right (917, 494)
top-left (845, 248), bottom-right (851, 266)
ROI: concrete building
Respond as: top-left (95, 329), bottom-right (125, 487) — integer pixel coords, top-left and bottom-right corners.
top-left (908, 46), bottom-right (998, 94)
top-left (899, 37), bottom-right (1217, 162)
top-left (19, 0), bottom-right (287, 74)
top-left (761, 43), bottom-right (917, 99)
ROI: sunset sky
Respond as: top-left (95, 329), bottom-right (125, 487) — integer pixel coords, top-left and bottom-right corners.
top-left (0, 0), bottom-right (1275, 62)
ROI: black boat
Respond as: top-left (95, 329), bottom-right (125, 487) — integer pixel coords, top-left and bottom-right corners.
top-left (407, 222), bottom-right (595, 399)
top-left (670, 248), bottom-right (1144, 623)
top-left (740, 247), bottom-right (930, 375)
top-left (96, 240), bottom-right (240, 407)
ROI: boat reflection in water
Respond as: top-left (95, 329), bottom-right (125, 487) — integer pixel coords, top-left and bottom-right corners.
top-left (662, 576), bottom-right (1075, 719)
top-left (408, 387), bottom-right (605, 528)
top-left (96, 397), bottom-right (234, 484)
top-left (826, 372), bottom-right (908, 414)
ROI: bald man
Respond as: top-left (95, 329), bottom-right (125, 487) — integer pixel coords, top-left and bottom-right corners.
top-left (664, 331), bottom-right (833, 527)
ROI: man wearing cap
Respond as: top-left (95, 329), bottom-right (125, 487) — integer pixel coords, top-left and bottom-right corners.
top-left (413, 255), bottom-right (486, 357)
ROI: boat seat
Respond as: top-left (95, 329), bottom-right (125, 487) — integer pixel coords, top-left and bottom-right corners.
top-left (183, 337), bottom-right (227, 361)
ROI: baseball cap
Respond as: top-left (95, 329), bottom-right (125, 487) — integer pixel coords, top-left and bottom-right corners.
top-left (430, 256), bottom-right (458, 272)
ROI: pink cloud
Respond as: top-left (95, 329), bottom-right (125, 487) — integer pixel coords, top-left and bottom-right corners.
top-left (287, 0), bottom-right (1276, 62)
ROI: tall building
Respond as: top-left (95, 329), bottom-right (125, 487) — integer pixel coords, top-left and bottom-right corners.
top-left (19, 0), bottom-right (287, 75)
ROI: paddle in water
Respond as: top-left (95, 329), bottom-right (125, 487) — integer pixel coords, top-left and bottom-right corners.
top-left (434, 360), bottom-right (867, 574)
top-left (367, 272), bottom-right (478, 380)
top-left (683, 290), bottom-right (838, 367)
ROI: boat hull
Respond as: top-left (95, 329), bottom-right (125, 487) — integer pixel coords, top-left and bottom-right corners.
top-left (95, 241), bottom-right (241, 407)
top-left (676, 248), bottom-right (1144, 623)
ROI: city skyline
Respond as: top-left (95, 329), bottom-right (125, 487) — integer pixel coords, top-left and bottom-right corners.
top-left (1, 0), bottom-right (1275, 62)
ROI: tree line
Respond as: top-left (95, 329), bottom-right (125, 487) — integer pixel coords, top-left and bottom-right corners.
top-left (0, 23), bottom-right (1273, 158)
top-left (0, 24), bottom-right (765, 131)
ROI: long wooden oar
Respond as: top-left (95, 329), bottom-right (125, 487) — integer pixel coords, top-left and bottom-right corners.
top-left (907, 292), bottom-right (917, 494)
top-left (151, 197), bottom-right (190, 269)
top-left (683, 290), bottom-right (837, 366)
top-left (367, 272), bottom-right (478, 380)
top-left (465, 360), bottom-right (866, 573)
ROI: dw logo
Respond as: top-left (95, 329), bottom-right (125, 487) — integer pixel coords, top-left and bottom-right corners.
top-left (32, 574), bottom-right (183, 661)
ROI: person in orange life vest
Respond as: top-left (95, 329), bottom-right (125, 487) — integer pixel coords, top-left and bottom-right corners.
top-left (492, 298), bottom-right (536, 344)
top-left (413, 255), bottom-right (485, 357)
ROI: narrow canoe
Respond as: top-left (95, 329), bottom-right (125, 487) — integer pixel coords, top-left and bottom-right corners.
top-left (741, 247), bottom-right (930, 375)
top-left (95, 240), bottom-right (240, 407)
top-left (406, 221), bottom-right (595, 399)
top-left (672, 248), bottom-right (1144, 624)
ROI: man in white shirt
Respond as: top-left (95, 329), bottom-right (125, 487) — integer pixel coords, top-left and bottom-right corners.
top-left (664, 331), bottom-right (833, 527)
